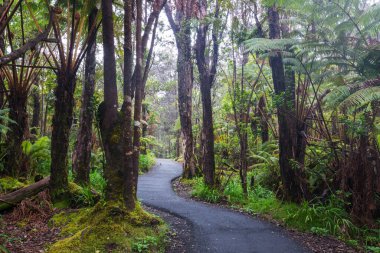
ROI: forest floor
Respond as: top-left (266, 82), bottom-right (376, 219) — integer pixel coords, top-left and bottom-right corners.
top-left (0, 190), bottom-right (60, 253)
top-left (173, 179), bottom-right (361, 253)
top-left (138, 159), bottom-right (311, 253)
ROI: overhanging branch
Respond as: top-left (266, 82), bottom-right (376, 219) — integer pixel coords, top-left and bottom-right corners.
top-left (0, 9), bottom-right (53, 66)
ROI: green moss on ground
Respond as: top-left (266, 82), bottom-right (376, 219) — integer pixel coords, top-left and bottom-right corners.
top-left (48, 201), bottom-right (167, 253)
top-left (0, 177), bottom-right (25, 193)
top-left (53, 182), bottom-right (100, 209)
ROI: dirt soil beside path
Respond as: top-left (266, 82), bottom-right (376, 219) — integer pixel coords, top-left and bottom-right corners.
top-left (172, 178), bottom-right (361, 253)
top-left (143, 205), bottom-right (194, 253)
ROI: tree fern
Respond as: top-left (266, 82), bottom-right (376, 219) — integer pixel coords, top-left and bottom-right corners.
top-left (325, 77), bottom-right (380, 110)
top-left (244, 38), bottom-right (296, 53)
top-left (339, 87), bottom-right (380, 110)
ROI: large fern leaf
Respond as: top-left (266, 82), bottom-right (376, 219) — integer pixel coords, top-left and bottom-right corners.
top-left (339, 87), bottom-right (380, 110)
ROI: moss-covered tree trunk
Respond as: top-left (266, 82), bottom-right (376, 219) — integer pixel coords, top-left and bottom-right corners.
top-left (6, 91), bottom-right (29, 177)
top-left (50, 73), bottom-right (76, 198)
top-left (73, 9), bottom-right (98, 186)
top-left (100, 0), bottom-right (124, 202)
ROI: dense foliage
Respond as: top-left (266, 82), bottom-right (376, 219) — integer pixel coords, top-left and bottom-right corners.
top-left (0, 0), bottom-right (378, 252)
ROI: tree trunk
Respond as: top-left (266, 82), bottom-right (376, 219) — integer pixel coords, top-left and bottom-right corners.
top-left (121, 0), bottom-right (135, 210)
top-left (72, 9), bottom-right (97, 186)
top-left (200, 84), bottom-right (215, 186)
top-left (100, 0), bottom-right (124, 202)
top-left (131, 0), bottom-right (144, 197)
top-left (239, 130), bottom-right (248, 194)
top-left (195, 0), bottom-right (219, 187)
top-left (50, 73), bottom-right (75, 198)
top-left (31, 86), bottom-right (40, 138)
top-left (165, 5), bottom-right (197, 178)
top-left (6, 91), bottom-right (29, 177)
top-left (258, 95), bottom-right (269, 143)
top-left (268, 5), bottom-right (308, 202)
top-left (176, 29), bottom-right (196, 178)
top-left (0, 1), bottom-right (7, 143)
top-left (141, 103), bottom-right (148, 155)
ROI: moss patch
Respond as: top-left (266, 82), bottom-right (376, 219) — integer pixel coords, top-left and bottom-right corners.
top-left (48, 201), bottom-right (167, 253)
top-left (0, 177), bottom-right (26, 193)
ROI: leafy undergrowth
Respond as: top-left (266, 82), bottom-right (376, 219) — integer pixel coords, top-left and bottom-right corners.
top-left (0, 177), bottom-right (26, 193)
top-left (48, 201), bottom-right (168, 253)
top-left (139, 151), bottom-right (156, 173)
top-left (188, 177), bottom-right (380, 252)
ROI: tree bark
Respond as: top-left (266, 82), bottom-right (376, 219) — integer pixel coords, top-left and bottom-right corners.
top-left (121, 0), bottom-right (135, 210)
top-left (194, 0), bottom-right (219, 187)
top-left (258, 95), bottom-right (269, 143)
top-left (268, 5), bottom-right (308, 202)
top-left (132, 0), bottom-right (144, 197)
top-left (50, 73), bottom-right (75, 198)
top-left (200, 84), bottom-right (215, 186)
top-left (165, 4), bottom-right (196, 178)
top-left (100, 0), bottom-right (124, 202)
top-left (6, 91), bottom-right (29, 177)
top-left (31, 86), bottom-right (40, 138)
top-left (72, 8), bottom-right (98, 186)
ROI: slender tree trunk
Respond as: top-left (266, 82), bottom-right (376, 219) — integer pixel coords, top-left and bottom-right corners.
top-left (6, 91), bottom-right (29, 177)
top-left (268, 5), bottom-right (308, 202)
top-left (132, 0), bottom-right (144, 196)
top-left (141, 103), bottom-right (148, 155)
top-left (42, 102), bottom-right (48, 136)
top-left (72, 9), bottom-right (98, 186)
top-left (50, 73), bottom-right (75, 197)
top-left (31, 86), bottom-right (40, 138)
top-left (238, 127), bottom-right (248, 194)
top-left (258, 95), bottom-right (269, 143)
top-left (121, 0), bottom-right (135, 210)
top-left (0, 1), bottom-right (9, 148)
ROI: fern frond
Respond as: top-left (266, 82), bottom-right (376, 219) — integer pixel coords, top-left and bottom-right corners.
top-left (339, 87), bottom-right (380, 110)
top-left (244, 38), bottom-right (297, 53)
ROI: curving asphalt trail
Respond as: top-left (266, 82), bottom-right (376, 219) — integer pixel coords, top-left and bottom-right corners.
top-left (137, 159), bottom-right (309, 253)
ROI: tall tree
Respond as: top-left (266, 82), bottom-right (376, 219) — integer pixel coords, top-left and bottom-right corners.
top-left (165, 0), bottom-right (197, 178)
top-left (267, 5), bottom-right (308, 202)
top-left (195, 0), bottom-right (220, 187)
top-left (100, 0), bottom-right (125, 202)
top-left (49, 2), bottom-right (99, 198)
top-left (72, 8), bottom-right (98, 186)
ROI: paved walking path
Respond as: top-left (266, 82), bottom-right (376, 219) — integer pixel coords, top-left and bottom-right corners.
top-left (137, 159), bottom-right (309, 253)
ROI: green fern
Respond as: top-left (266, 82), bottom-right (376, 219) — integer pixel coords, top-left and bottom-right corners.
top-left (339, 87), bottom-right (380, 110)
top-left (244, 38), bottom-right (296, 53)
top-left (325, 77), bottom-right (380, 110)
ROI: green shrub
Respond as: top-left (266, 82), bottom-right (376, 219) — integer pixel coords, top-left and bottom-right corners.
top-left (192, 178), bottom-right (221, 203)
top-left (139, 151), bottom-right (156, 173)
